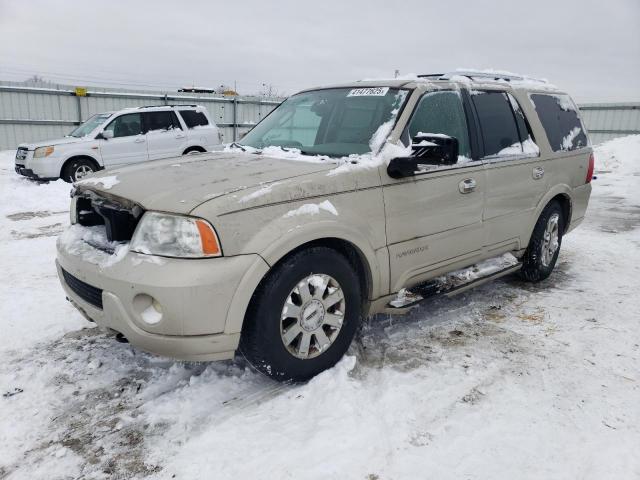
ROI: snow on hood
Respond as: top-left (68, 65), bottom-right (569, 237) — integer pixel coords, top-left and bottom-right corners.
top-left (74, 151), bottom-right (341, 214)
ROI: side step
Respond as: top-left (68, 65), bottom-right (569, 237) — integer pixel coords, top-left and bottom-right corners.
top-left (385, 258), bottom-right (522, 312)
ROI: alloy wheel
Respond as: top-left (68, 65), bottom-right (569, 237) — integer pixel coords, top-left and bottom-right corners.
top-left (541, 213), bottom-right (560, 267)
top-left (280, 274), bottom-right (345, 360)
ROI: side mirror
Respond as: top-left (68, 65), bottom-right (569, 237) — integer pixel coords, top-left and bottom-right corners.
top-left (97, 130), bottom-right (114, 140)
top-left (387, 134), bottom-right (459, 179)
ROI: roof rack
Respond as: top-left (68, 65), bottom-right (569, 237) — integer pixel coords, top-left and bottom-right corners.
top-left (418, 71), bottom-right (547, 83)
top-left (136, 104), bottom-right (198, 109)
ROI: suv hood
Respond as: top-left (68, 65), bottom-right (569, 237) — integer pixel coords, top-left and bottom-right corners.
top-left (74, 151), bottom-right (339, 214)
top-left (20, 136), bottom-right (89, 149)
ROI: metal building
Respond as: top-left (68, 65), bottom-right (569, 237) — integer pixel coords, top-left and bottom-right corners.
top-left (578, 103), bottom-right (640, 145)
top-left (0, 81), bottom-right (283, 150)
top-left (0, 80), bottom-right (638, 150)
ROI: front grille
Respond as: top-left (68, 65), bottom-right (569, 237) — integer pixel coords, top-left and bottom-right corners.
top-left (62, 269), bottom-right (103, 309)
top-left (75, 190), bottom-right (142, 242)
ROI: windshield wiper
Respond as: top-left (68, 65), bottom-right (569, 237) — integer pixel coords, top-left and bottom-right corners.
top-left (229, 142), bottom-right (247, 152)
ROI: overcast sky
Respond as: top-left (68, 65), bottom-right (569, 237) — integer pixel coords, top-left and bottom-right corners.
top-left (1, 0), bottom-right (638, 101)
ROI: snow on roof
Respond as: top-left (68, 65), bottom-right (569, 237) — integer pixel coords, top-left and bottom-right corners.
top-left (297, 69), bottom-right (562, 95)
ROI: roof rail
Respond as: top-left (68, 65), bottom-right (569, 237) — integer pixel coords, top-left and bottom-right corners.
top-left (136, 104), bottom-right (199, 109)
top-left (418, 71), bottom-right (547, 83)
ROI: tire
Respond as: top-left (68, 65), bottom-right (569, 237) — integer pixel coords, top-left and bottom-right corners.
top-left (239, 247), bottom-right (363, 382)
top-left (520, 201), bottom-right (565, 282)
top-left (62, 158), bottom-right (97, 183)
top-left (183, 146), bottom-right (205, 155)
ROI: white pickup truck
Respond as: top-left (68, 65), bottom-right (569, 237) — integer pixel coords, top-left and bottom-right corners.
top-left (15, 105), bottom-right (221, 182)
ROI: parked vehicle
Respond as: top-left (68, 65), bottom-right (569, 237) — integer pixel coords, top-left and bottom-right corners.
top-left (15, 105), bottom-right (220, 182)
top-left (56, 72), bottom-right (593, 381)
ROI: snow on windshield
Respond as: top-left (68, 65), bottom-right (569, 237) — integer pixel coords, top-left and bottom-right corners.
top-left (232, 87), bottom-right (408, 167)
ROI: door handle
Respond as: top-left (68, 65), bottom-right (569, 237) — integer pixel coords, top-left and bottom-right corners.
top-left (175, 133), bottom-right (185, 139)
top-left (134, 137), bottom-right (146, 143)
top-left (532, 166), bottom-right (545, 180)
top-left (459, 178), bottom-right (477, 194)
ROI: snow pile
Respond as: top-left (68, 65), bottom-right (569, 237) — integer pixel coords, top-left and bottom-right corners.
top-left (0, 150), bottom-right (72, 218)
top-left (1, 135), bottom-right (640, 479)
top-left (593, 134), bottom-right (640, 173)
top-left (75, 175), bottom-right (120, 189)
top-left (453, 68), bottom-right (558, 90)
top-left (57, 224), bottom-right (129, 268)
top-left (495, 137), bottom-right (540, 157)
top-left (238, 182), bottom-right (281, 203)
top-left (283, 200), bottom-right (338, 217)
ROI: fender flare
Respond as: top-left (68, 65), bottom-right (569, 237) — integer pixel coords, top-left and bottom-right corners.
top-left (59, 153), bottom-right (102, 176)
top-left (527, 184), bottom-right (573, 241)
top-left (223, 221), bottom-right (384, 335)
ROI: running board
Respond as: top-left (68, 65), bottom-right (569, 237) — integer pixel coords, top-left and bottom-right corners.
top-left (441, 263), bottom-right (522, 297)
top-left (385, 261), bottom-right (522, 313)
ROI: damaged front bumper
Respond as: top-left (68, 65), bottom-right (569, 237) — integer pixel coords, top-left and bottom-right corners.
top-left (56, 231), bottom-right (266, 361)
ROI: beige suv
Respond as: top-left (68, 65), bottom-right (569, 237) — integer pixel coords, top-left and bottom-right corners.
top-left (56, 72), bottom-right (593, 381)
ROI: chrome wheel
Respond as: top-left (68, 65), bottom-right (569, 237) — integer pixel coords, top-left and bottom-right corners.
top-left (280, 274), bottom-right (345, 360)
top-left (541, 213), bottom-right (560, 267)
top-left (74, 164), bottom-right (93, 180)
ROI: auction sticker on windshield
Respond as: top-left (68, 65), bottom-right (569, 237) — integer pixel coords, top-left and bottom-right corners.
top-left (347, 87), bottom-right (389, 97)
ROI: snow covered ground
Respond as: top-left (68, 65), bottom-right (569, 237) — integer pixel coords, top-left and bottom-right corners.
top-left (1, 137), bottom-right (639, 479)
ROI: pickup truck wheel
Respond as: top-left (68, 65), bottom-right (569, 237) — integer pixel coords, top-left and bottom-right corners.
top-left (240, 247), bottom-right (362, 382)
top-left (520, 201), bottom-right (564, 282)
top-left (63, 158), bottom-right (97, 183)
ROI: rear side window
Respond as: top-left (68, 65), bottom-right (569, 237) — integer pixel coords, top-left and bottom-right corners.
top-left (529, 94), bottom-right (588, 152)
top-left (471, 91), bottom-right (522, 157)
top-left (144, 111), bottom-right (182, 132)
top-left (179, 110), bottom-right (209, 128)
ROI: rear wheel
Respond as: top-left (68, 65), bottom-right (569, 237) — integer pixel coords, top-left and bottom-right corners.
top-left (62, 158), bottom-right (97, 183)
top-left (240, 247), bottom-right (362, 382)
top-left (520, 201), bottom-right (564, 282)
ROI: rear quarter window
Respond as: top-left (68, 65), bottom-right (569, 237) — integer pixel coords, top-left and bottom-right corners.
top-left (529, 94), bottom-right (588, 152)
top-left (179, 110), bottom-right (209, 128)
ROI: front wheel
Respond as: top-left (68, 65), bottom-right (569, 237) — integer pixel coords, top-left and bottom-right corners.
top-left (520, 201), bottom-right (565, 282)
top-left (239, 247), bottom-right (362, 382)
top-left (63, 158), bottom-right (97, 183)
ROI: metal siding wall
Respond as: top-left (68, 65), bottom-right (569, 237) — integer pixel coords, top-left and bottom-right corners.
top-left (578, 103), bottom-right (640, 142)
top-left (2, 81), bottom-right (638, 150)
top-left (0, 81), bottom-right (282, 150)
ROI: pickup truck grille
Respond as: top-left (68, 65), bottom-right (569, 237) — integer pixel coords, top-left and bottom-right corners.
top-left (62, 269), bottom-right (103, 309)
top-left (74, 190), bottom-right (143, 243)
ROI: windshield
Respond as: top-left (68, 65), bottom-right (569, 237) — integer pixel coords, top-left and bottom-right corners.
top-left (68, 113), bottom-right (112, 138)
top-left (240, 87), bottom-right (408, 157)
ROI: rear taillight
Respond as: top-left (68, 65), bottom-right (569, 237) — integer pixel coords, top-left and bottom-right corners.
top-left (586, 152), bottom-right (594, 184)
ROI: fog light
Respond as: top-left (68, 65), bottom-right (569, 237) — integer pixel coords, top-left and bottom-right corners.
top-left (133, 294), bottom-right (163, 325)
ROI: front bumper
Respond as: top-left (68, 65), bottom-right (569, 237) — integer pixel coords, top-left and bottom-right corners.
top-left (15, 149), bottom-right (62, 180)
top-left (56, 238), bottom-right (267, 361)
top-left (15, 164), bottom-right (58, 181)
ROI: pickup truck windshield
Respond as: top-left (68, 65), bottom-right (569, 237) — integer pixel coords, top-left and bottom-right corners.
top-left (69, 113), bottom-right (112, 138)
top-left (241, 87), bottom-right (408, 157)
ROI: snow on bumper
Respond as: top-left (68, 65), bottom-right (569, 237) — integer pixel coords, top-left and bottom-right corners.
top-left (56, 233), bottom-right (266, 361)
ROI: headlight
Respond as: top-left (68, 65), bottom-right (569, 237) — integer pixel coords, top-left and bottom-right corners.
top-left (130, 212), bottom-right (222, 258)
top-left (33, 146), bottom-right (55, 158)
